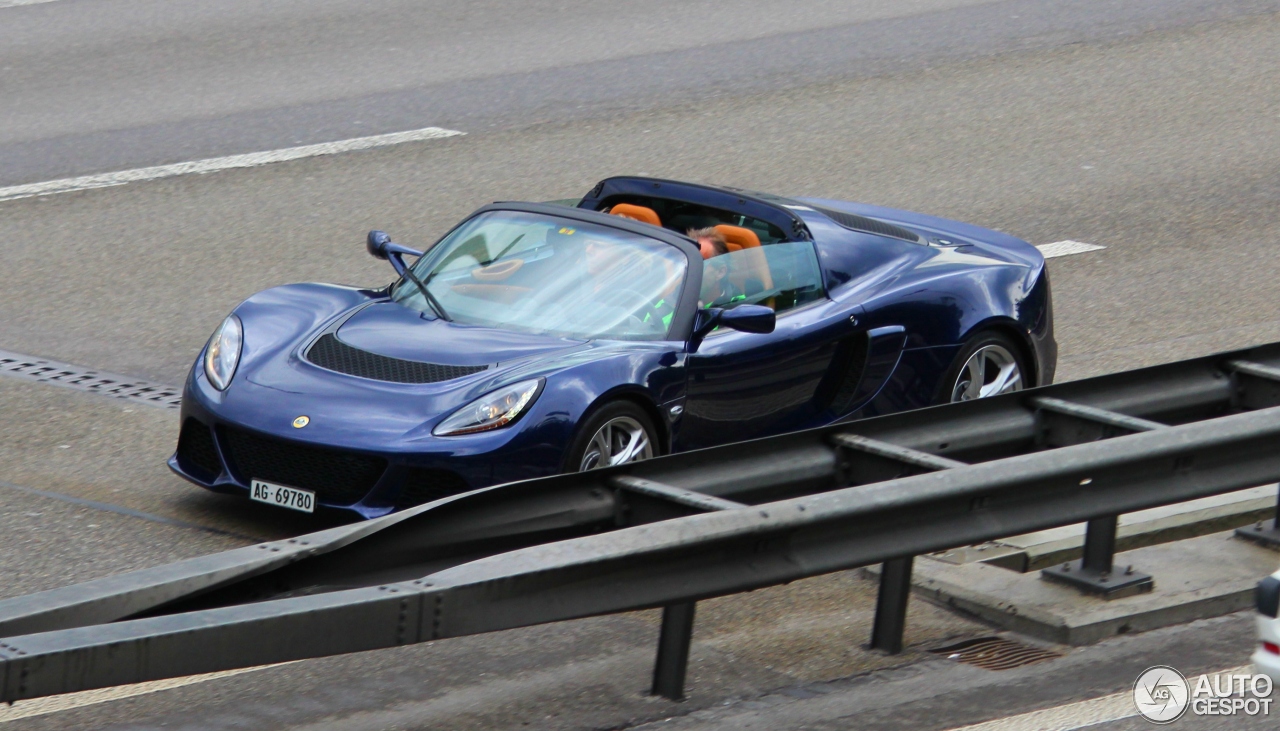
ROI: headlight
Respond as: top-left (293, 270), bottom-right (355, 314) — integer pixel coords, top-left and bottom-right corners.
top-left (203, 315), bottom-right (243, 391)
top-left (433, 378), bottom-right (544, 436)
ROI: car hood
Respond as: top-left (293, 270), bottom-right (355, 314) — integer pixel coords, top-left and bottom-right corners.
top-left (221, 285), bottom-right (591, 433)
top-left (334, 301), bottom-right (584, 367)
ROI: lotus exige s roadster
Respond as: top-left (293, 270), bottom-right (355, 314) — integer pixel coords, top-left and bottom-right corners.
top-left (171, 176), bottom-right (1055, 518)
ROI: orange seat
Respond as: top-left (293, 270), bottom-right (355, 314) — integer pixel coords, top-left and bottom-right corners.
top-left (610, 203), bottom-right (662, 227)
top-left (713, 225), bottom-right (774, 307)
top-left (714, 224), bottom-right (760, 251)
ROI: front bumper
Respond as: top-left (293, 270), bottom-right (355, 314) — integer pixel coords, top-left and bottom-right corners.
top-left (170, 375), bottom-right (568, 520)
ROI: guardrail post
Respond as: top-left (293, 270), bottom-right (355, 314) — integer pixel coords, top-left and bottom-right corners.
top-left (1082, 515), bottom-right (1117, 573)
top-left (1041, 516), bottom-right (1153, 598)
top-left (1236, 485), bottom-right (1280, 547)
top-left (651, 601), bottom-right (696, 700)
top-left (870, 555), bottom-right (913, 654)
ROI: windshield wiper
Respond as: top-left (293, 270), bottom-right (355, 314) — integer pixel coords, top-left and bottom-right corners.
top-left (401, 266), bottom-right (451, 322)
top-left (479, 234), bottom-right (525, 266)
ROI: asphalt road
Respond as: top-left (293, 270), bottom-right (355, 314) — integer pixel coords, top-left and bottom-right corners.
top-left (1, 0), bottom-right (1279, 729)
top-left (1, 0), bottom-right (1276, 186)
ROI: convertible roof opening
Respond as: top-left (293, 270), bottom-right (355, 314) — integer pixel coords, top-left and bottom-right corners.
top-left (580, 176), bottom-right (811, 243)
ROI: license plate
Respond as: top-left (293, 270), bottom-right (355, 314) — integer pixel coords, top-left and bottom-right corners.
top-left (250, 479), bottom-right (315, 513)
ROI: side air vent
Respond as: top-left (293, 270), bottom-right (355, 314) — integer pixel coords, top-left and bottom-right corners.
top-left (306, 333), bottom-right (488, 384)
top-left (816, 334), bottom-right (871, 415)
top-left (810, 206), bottom-right (922, 243)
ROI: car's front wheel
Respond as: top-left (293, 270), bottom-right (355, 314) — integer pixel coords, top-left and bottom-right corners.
top-left (937, 331), bottom-right (1029, 404)
top-left (566, 401), bottom-right (658, 471)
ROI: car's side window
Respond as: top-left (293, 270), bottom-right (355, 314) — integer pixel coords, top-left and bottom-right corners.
top-left (701, 241), bottom-right (824, 314)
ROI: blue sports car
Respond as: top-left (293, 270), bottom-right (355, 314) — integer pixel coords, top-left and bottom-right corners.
top-left (171, 176), bottom-right (1055, 518)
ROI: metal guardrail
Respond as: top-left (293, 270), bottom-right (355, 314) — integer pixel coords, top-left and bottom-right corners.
top-left (4, 343), bottom-right (1280, 703)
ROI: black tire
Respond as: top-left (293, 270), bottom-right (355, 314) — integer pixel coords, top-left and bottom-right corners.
top-left (934, 330), bottom-right (1032, 405)
top-left (563, 400), bottom-right (659, 472)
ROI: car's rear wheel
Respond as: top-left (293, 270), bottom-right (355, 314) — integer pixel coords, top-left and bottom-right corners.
top-left (567, 401), bottom-right (657, 471)
top-left (938, 331), bottom-right (1029, 404)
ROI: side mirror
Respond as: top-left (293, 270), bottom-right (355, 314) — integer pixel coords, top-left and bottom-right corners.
top-left (719, 304), bottom-right (776, 334)
top-left (366, 230), bottom-right (423, 277)
top-left (687, 304), bottom-right (776, 352)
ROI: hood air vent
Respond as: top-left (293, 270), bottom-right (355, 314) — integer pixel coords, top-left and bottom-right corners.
top-left (809, 205), bottom-right (922, 243)
top-left (306, 333), bottom-right (487, 384)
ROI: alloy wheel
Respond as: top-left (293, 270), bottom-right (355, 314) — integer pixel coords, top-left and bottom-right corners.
top-left (950, 344), bottom-right (1023, 402)
top-left (578, 416), bottom-right (654, 470)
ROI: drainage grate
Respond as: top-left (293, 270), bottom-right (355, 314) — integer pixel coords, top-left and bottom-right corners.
top-left (929, 637), bottom-right (1061, 670)
top-left (0, 348), bottom-right (182, 409)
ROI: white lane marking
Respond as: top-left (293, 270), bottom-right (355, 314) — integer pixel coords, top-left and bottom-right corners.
top-left (1037, 240), bottom-right (1106, 258)
top-left (941, 665), bottom-right (1251, 731)
top-left (0, 0), bottom-right (62, 7)
top-left (0, 126), bottom-right (465, 203)
top-left (0, 663), bottom-right (292, 724)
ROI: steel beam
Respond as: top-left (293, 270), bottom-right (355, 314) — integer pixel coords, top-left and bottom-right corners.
top-left (7, 343), bottom-right (1280, 699)
top-left (0, 477), bottom-right (619, 635)
top-left (7, 401), bottom-right (1280, 701)
top-left (830, 433), bottom-right (967, 471)
top-left (1031, 396), bottom-right (1167, 433)
top-left (610, 475), bottom-right (746, 514)
top-left (1227, 359), bottom-right (1280, 383)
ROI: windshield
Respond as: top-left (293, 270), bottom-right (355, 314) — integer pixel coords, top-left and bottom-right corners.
top-left (391, 211), bottom-right (687, 341)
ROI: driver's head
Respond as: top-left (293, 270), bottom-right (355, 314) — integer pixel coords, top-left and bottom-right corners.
top-left (688, 227), bottom-right (729, 260)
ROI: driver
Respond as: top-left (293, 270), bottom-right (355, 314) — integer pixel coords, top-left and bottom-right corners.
top-left (688, 227), bottom-right (728, 260)
top-left (688, 228), bottom-right (744, 307)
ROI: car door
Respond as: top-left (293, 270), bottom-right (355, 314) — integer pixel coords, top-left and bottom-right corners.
top-left (675, 238), bottom-right (895, 449)
top-left (678, 299), bottom-right (859, 450)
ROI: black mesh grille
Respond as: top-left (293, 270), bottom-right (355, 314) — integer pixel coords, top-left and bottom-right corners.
top-left (176, 418), bottom-right (222, 481)
top-left (810, 206), bottom-right (922, 243)
top-left (218, 426), bottom-right (387, 505)
top-left (394, 468), bottom-right (473, 510)
top-left (306, 333), bottom-right (488, 384)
